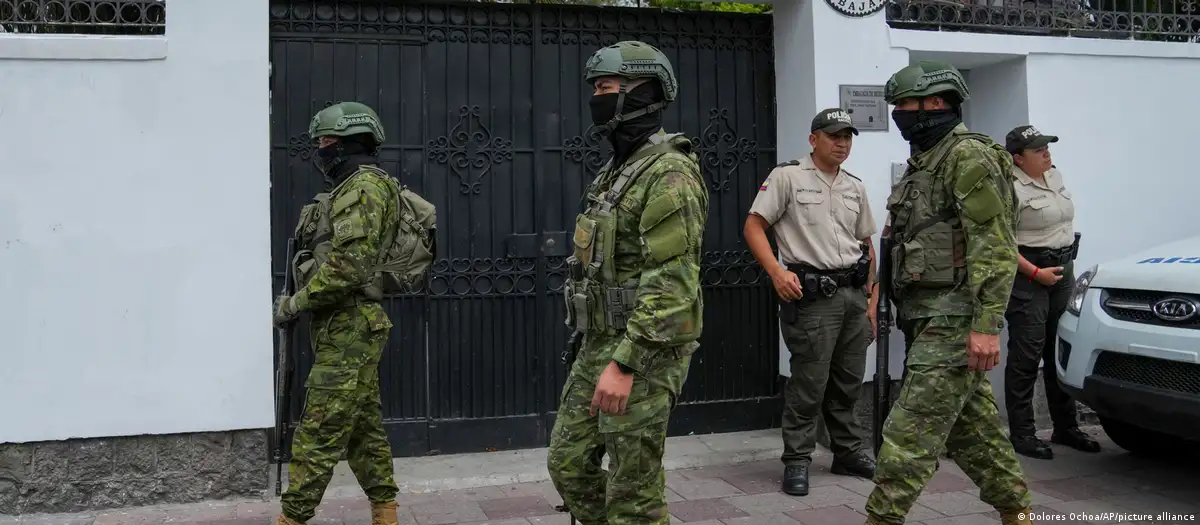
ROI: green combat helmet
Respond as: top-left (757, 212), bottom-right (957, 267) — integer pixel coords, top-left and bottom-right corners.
top-left (583, 40), bottom-right (678, 132)
top-left (308, 101), bottom-right (386, 145)
top-left (883, 60), bottom-right (970, 106)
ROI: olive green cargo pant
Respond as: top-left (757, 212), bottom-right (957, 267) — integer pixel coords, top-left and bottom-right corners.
top-left (865, 315), bottom-right (1032, 524)
top-left (547, 332), bottom-right (694, 525)
top-left (779, 286), bottom-right (871, 466)
top-left (1004, 262), bottom-right (1079, 438)
top-left (281, 304), bottom-right (399, 523)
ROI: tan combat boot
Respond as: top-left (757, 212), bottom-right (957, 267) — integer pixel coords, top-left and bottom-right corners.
top-left (998, 507), bottom-right (1034, 525)
top-left (275, 513), bottom-right (305, 525)
top-left (372, 500), bottom-right (400, 525)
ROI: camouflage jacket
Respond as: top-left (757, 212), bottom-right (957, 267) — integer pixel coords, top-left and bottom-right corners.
top-left (888, 123), bottom-right (1018, 335)
top-left (569, 129), bottom-right (710, 373)
top-left (291, 166), bottom-right (400, 329)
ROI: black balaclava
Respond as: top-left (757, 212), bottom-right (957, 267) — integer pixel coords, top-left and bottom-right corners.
top-left (589, 81), bottom-right (666, 165)
top-left (313, 133), bottom-right (379, 189)
top-left (891, 95), bottom-right (963, 153)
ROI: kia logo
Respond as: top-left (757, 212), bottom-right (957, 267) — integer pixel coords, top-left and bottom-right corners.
top-left (1152, 297), bottom-right (1199, 322)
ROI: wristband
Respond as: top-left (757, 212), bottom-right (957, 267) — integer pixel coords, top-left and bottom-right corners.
top-left (1031, 267), bottom-right (1039, 281)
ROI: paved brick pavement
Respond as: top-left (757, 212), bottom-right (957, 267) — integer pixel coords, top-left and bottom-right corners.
top-left (4, 426), bottom-right (1199, 524)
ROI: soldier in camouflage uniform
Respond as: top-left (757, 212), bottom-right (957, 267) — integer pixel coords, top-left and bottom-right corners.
top-left (273, 102), bottom-right (403, 525)
top-left (863, 62), bottom-right (1034, 525)
top-left (547, 41), bottom-right (709, 525)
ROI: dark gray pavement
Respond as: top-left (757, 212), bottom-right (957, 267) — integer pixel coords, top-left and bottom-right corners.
top-left (3, 426), bottom-right (1198, 524)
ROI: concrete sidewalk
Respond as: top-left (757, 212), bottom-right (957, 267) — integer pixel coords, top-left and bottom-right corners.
top-left (324, 428), bottom-right (784, 499)
top-left (5, 426), bottom-right (1200, 524)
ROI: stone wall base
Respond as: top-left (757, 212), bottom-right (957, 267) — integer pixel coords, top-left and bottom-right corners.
top-left (0, 429), bottom-right (269, 516)
top-left (810, 368), bottom-right (1098, 450)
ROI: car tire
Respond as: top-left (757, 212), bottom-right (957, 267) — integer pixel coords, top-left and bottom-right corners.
top-left (1098, 415), bottom-right (1186, 457)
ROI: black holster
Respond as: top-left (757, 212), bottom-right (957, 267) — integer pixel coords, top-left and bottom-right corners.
top-left (789, 263), bottom-right (858, 299)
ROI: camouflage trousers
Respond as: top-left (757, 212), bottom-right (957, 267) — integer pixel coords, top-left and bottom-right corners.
top-left (547, 332), bottom-right (695, 525)
top-left (865, 315), bottom-right (1032, 524)
top-left (281, 303), bottom-right (399, 523)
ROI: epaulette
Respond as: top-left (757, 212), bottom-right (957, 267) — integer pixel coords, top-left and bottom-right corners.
top-left (774, 159), bottom-right (800, 168)
top-left (841, 169), bottom-right (861, 182)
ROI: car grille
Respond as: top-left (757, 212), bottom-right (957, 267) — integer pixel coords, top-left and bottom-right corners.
top-left (1100, 288), bottom-right (1200, 330)
top-left (1093, 351), bottom-right (1200, 395)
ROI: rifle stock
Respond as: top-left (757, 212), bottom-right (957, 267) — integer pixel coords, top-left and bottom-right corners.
top-left (274, 238), bottom-right (297, 497)
top-left (872, 235), bottom-right (894, 457)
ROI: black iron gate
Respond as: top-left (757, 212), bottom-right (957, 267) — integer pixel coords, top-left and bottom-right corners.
top-left (270, 0), bottom-right (781, 457)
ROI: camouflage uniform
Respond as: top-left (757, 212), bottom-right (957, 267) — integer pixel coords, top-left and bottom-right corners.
top-left (548, 41), bottom-right (709, 525)
top-left (273, 102), bottom-right (402, 525)
top-left (864, 62), bottom-right (1033, 525)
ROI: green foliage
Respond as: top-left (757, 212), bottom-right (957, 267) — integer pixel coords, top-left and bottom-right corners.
top-left (646, 0), bottom-right (772, 13)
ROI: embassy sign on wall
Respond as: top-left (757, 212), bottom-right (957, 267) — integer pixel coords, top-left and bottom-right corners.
top-left (826, 0), bottom-right (886, 17)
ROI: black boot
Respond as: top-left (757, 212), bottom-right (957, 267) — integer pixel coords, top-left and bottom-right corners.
top-left (831, 452), bottom-right (877, 478)
top-left (1011, 435), bottom-right (1054, 460)
top-left (1051, 427), bottom-right (1101, 453)
top-left (782, 465), bottom-right (809, 496)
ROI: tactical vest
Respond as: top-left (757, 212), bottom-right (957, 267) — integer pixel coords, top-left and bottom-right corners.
top-left (886, 130), bottom-right (1015, 299)
top-left (292, 165), bottom-right (437, 301)
top-left (563, 133), bottom-right (694, 336)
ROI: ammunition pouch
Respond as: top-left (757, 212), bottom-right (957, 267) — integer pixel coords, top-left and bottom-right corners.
top-left (564, 257), bottom-right (638, 334)
top-left (890, 212), bottom-right (965, 293)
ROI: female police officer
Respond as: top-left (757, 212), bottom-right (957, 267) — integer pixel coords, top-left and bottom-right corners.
top-left (1002, 125), bottom-right (1100, 460)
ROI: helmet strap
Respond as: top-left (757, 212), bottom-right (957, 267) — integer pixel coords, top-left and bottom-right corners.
top-left (599, 78), bottom-right (666, 134)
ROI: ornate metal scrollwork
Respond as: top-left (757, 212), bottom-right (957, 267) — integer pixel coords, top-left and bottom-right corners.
top-left (427, 105), bottom-right (514, 196)
top-left (886, 0), bottom-right (1200, 42)
top-left (692, 108), bottom-right (759, 193)
top-left (0, 0), bottom-right (165, 35)
top-left (428, 257), bottom-right (537, 297)
top-left (702, 250), bottom-right (769, 287)
top-left (563, 125), bottom-right (612, 179)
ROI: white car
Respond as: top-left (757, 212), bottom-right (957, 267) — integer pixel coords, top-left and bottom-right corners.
top-left (1056, 236), bottom-right (1200, 456)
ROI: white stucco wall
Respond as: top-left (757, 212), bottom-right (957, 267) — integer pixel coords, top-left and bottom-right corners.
top-left (772, 0), bottom-right (1200, 415)
top-left (772, 0), bottom-right (912, 382)
top-left (0, 0), bottom-right (272, 444)
top-left (961, 59), bottom-right (1029, 145)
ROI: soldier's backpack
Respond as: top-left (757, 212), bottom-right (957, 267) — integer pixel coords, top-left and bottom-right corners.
top-left (293, 165), bottom-right (437, 297)
top-left (365, 167), bottom-right (437, 295)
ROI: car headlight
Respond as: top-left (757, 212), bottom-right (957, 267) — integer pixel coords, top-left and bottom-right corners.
top-left (1066, 265), bottom-right (1097, 316)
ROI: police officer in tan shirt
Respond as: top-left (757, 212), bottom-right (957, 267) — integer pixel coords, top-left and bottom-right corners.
top-left (1002, 125), bottom-right (1100, 460)
top-left (744, 108), bottom-right (878, 497)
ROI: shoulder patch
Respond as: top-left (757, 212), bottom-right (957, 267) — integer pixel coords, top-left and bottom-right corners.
top-left (760, 159), bottom-right (799, 191)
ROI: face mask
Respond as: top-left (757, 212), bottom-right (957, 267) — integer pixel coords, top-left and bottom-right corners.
top-left (891, 108), bottom-right (960, 150)
top-left (589, 93), bottom-right (619, 128)
top-left (312, 144), bottom-right (341, 175)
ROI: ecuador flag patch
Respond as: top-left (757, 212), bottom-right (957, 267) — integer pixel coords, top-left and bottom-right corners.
top-left (759, 177), bottom-right (771, 191)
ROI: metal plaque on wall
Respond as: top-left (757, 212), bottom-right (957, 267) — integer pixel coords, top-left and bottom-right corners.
top-left (825, 0), bottom-right (888, 17)
top-left (838, 84), bottom-right (889, 132)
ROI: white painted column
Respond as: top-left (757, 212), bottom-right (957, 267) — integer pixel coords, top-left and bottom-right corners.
top-left (771, 0), bottom-right (911, 382)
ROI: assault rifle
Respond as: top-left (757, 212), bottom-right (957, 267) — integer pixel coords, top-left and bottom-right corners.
top-left (557, 329), bottom-right (583, 525)
top-left (273, 238), bottom-right (297, 496)
top-left (872, 234), bottom-right (894, 457)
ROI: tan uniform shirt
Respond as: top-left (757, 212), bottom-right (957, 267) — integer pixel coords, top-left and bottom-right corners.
top-left (1012, 165), bottom-right (1075, 249)
top-left (750, 154), bottom-right (877, 270)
